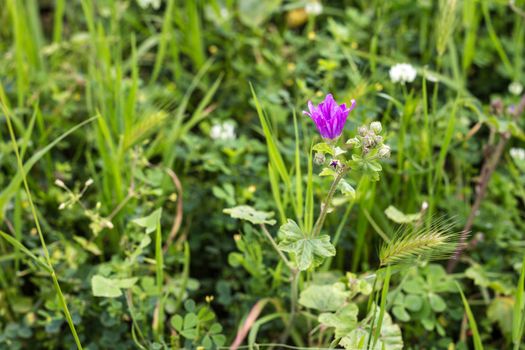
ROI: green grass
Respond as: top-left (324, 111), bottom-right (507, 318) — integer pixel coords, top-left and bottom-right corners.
top-left (0, 1), bottom-right (524, 349)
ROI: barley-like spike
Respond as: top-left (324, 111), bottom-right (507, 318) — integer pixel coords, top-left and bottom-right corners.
top-left (379, 216), bottom-right (463, 266)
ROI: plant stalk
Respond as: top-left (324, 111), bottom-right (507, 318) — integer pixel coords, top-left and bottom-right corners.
top-left (312, 167), bottom-right (347, 237)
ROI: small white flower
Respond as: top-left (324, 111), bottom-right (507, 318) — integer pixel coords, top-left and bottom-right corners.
top-left (85, 178), bottom-right (94, 187)
top-left (210, 125), bottom-right (223, 140)
top-left (305, 1), bottom-right (323, 15)
top-left (509, 81), bottom-right (524, 96)
top-left (222, 123), bottom-right (236, 140)
top-left (389, 63), bottom-right (417, 84)
top-left (136, 0), bottom-right (161, 10)
top-left (510, 147), bottom-right (525, 161)
top-left (210, 122), bottom-right (236, 141)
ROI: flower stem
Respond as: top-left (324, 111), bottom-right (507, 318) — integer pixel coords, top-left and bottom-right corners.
top-left (280, 269), bottom-right (300, 344)
top-left (260, 224), bottom-right (295, 272)
top-left (311, 167), bottom-right (347, 237)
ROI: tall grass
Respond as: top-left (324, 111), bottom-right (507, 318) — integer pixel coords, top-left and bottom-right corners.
top-left (0, 96), bottom-right (84, 349)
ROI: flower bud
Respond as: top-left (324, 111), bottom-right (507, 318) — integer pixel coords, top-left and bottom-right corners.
top-left (509, 81), bottom-right (524, 96)
top-left (54, 179), bottom-right (66, 188)
top-left (378, 145), bottom-right (391, 158)
top-left (490, 98), bottom-right (504, 116)
top-left (362, 135), bottom-right (374, 148)
top-left (370, 121), bottom-right (382, 134)
top-left (374, 135), bottom-right (384, 144)
top-left (358, 126), bottom-right (368, 136)
top-left (346, 137), bottom-right (361, 148)
top-left (314, 152), bottom-right (326, 165)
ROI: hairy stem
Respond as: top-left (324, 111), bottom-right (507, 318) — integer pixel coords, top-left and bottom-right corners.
top-left (260, 224), bottom-right (295, 272)
top-left (312, 167), bottom-right (347, 237)
top-left (280, 269), bottom-right (300, 345)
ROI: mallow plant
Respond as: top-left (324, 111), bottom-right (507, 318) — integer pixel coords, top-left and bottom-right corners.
top-left (225, 91), bottom-right (461, 349)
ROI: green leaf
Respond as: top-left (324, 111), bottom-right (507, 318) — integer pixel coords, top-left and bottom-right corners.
top-left (209, 323), bottom-right (222, 334)
top-left (171, 315), bottom-right (183, 331)
top-left (223, 205), bottom-right (276, 225)
top-left (212, 334), bottom-right (226, 346)
top-left (313, 142), bottom-right (335, 156)
top-left (403, 277), bottom-right (426, 295)
top-left (339, 309), bottom-right (403, 350)
top-left (487, 297), bottom-right (514, 338)
top-left (73, 236), bottom-right (102, 255)
top-left (421, 317), bottom-right (435, 331)
top-left (132, 208), bottom-right (162, 234)
top-left (238, 0), bottom-right (281, 27)
top-left (181, 328), bottom-right (198, 340)
top-left (428, 293), bottom-right (447, 312)
top-left (384, 205), bottom-right (421, 224)
top-left (338, 179), bottom-right (356, 199)
top-left (392, 305), bottom-right (410, 322)
top-left (278, 219), bottom-right (335, 270)
top-left (299, 282), bottom-right (349, 311)
top-left (319, 167), bottom-right (336, 177)
top-left (184, 313), bottom-right (198, 329)
top-left (202, 335), bottom-right (212, 348)
top-left (404, 294), bottom-right (423, 312)
top-left (91, 275), bottom-right (138, 298)
top-left (318, 303), bottom-right (358, 338)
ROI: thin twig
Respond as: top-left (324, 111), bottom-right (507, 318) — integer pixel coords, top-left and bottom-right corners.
top-left (447, 94), bottom-right (525, 272)
top-left (447, 132), bottom-right (509, 272)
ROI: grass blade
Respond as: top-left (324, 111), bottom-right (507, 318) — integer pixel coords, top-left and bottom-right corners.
top-left (456, 282), bottom-right (484, 350)
top-left (513, 255), bottom-right (525, 349)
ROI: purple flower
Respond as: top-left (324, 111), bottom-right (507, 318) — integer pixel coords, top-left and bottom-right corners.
top-left (303, 94), bottom-right (356, 139)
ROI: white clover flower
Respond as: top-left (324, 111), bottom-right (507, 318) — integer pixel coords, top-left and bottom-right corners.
top-left (510, 148), bottom-right (525, 161)
top-left (305, 1), bottom-right (323, 15)
top-left (136, 0), bottom-right (161, 10)
top-left (389, 63), bottom-right (417, 84)
top-left (210, 122), bottom-right (236, 141)
top-left (509, 81), bottom-right (524, 96)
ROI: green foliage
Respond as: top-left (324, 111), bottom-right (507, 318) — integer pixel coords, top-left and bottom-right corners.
top-left (0, 0), bottom-right (524, 349)
top-left (91, 276), bottom-right (138, 298)
top-left (223, 205), bottom-right (277, 226)
top-left (299, 282), bottom-right (349, 312)
top-left (278, 219), bottom-right (335, 271)
top-left (384, 205), bottom-right (421, 224)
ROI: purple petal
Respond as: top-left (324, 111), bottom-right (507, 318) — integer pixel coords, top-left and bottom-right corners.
top-left (305, 94), bottom-right (356, 139)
